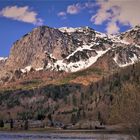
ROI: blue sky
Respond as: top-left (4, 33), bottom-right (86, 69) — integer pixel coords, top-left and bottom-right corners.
top-left (0, 0), bottom-right (139, 57)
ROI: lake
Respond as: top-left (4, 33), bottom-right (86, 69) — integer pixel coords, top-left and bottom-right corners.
top-left (0, 132), bottom-right (132, 140)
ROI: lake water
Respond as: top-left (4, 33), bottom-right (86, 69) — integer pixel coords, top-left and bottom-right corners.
top-left (0, 132), bottom-right (132, 140)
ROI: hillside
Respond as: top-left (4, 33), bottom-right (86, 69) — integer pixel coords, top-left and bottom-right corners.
top-left (0, 61), bottom-right (139, 130)
top-left (0, 26), bottom-right (139, 138)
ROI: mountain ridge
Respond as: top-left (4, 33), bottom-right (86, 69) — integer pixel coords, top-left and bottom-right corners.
top-left (0, 25), bottom-right (140, 83)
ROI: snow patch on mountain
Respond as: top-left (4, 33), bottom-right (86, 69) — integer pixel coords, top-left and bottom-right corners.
top-left (21, 66), bottom-right (32, 73)
top-left (59, 26), bottom-right (90, 33)
top-left (46, 47), bottom-right (111, 72)
top-left (59, 27), bottom-right (77, 33)
top-left (107, 35), bottom-right (130, 45)
top-left (66, 43), bottom-right (94, 59)
top-left (0, 57), bottom-right (8, 61)
top-left (113, 53), bottom-right (139, 67)
top-left (95, 31), bottom-right (107, 38)
top-left (35, 67), bottom-right (44, 71)
top-left (135, 44), bottom-right (140, 49)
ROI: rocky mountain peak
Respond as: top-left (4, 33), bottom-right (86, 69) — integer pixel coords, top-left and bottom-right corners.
top-left (58, 26), bottom-right (92, 33)
top-left (5, 26), bottom-right (79, 71)
top-left (134, 25), bottom-right (140, 30)
top-left (120, 25), bottom-right (140, 45)
top-left (0, 25), bottom-right (139, 81)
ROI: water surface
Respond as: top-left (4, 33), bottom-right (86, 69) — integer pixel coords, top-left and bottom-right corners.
top-left (0, 132), bottom-right (131, 140)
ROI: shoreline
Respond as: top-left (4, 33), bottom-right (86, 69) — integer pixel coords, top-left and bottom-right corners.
top-left (0, 128), bottom-right (129, 135)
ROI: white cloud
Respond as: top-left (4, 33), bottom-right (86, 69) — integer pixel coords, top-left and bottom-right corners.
top-left (91, 0), bottom-right (140, 34)
top-left (57, 2), bottom-right (95, 18)
top-left (67, 3), bottom-right (82, 14)
top-left (91, 10), bottom-right (111, 25)
top-left (57, 11), bottom-right (67, 19)
top-left (0, 6), bottom-right (43, 25)
top-left (66, 2), bottom-right (95, 15)
top-left (84, 2), bottom-right (95, 8)
top-left (106, 22), bottom-right (120, 34)
top-left (57, 11), bottom-right (66, 17)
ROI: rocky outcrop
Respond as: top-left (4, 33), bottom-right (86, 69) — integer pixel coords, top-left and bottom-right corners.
top-left (120, 25), bottom-right (140, 45)
top-left (5, 26), bottom-right (78, 70)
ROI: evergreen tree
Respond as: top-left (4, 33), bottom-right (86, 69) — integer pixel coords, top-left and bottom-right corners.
top-left (0, 120), bottom-right (4, 128)
top-left (24, 120), bottom-right (29, 130)
top-left (72, 94), bottom-right (77, 106)
top-left (10, 119), bottom-right (14, 129)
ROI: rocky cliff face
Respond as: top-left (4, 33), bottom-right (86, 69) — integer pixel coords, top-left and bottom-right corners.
top-left (120, 25), bottom-right (140, 45)
top-left (1, 25), bottom-right (140, 78)
top-left (5, 26), bottom-right (78, 70)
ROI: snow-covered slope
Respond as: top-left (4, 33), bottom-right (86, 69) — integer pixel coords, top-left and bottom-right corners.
top-left (58, 26), bottom-right (90, 33)
top-left (46, 42), bottom-right (111, 72)
top-left (2, 25), bottom-right (140, 75)
top-left (44, 26), bottom-right (140, 72)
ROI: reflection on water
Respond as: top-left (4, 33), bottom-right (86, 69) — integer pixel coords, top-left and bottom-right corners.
top-left (0, 132), bottom-right (131, 140)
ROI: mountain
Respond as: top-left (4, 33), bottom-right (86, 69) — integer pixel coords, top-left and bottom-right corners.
top-left (120, 25), bottom-right (140, 45)
top-left (1, 25), bottom-right (140, 75)
top-left (0, 25), bottom-right (140, 132)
